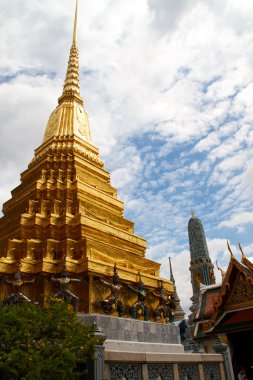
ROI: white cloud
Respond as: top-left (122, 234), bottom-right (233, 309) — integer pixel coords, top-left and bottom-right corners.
top-left (219, 212), bottom-right (253, 229)
top-left (194, 132), bottom-right (220, 152)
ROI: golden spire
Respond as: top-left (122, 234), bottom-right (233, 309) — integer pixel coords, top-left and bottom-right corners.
top-left (42, 0), bottom-right (93, 145)
top-left (61, 0), bottom-right (81, 101)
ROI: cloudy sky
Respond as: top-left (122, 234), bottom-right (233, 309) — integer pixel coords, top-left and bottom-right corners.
top-left (1, 0), bottom-right (253, 312)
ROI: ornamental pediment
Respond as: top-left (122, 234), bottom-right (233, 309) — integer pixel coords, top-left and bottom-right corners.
top-left (225, 272), bottom-right (253, 310)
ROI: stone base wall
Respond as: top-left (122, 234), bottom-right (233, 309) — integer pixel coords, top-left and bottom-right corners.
top-left (78, 313), bottom-right (181, 344)
top-left (104, 352), bottom-right (226, 380)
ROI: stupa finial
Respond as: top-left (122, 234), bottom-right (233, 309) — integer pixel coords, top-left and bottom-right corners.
top-left (169, 257), bottom-right (175, 283)
top-left (42, 0), bottom-right (93, 144)
top-left (190, 209), bottom-right (196, 218)
top-left (61, 0), bottom-right (81, 99)
top-left (73, 0), bottom-right (78, 46)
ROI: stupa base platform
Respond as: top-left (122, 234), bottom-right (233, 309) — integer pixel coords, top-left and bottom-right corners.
top-left (78, 313), bottom-right (182, 347)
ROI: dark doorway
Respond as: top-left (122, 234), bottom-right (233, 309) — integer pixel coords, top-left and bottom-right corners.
top-left (229, 329), bottom-right (253, 379)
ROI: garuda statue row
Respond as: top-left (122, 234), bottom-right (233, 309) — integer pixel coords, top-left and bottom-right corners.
top-left (1, 265), bottom-right (176, 323)
top-left (96, 266), bottom-right (176, 322)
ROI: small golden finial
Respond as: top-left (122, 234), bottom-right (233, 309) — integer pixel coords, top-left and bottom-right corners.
top-left (216, 260), bottom-right (225, 281)
top-left (73, 0), bottom-right (78, 46)
top-left (227, 239), bottom-right (234, 260)
top-left (238, 242), bottom-right (247, 261)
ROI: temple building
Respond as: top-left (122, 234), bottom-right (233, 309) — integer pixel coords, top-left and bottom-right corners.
top-left (194, 242), bottom-right (253, 378)
top-left (188, 212), bottom-right (253, 379)
top-left (191, 241), bottom-right (253, 378)
top-left (0, 1), bottom-right (174, 318)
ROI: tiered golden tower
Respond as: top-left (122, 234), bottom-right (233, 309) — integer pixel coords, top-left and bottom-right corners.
top-left (0, 1), bottom-right (173, 317)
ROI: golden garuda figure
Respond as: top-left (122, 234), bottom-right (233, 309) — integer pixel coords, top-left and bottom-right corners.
top-left (152, 281), bottom-right (176, 323)
top-left (50, 271), bottom-right (81, 312)
top-left (128, 273), bottom-right (149, 321)
top-left (96, 264), bottom-right (124, 317)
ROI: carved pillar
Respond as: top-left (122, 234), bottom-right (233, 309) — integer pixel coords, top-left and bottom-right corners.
top-left (173, 363), bottom-right (179, 380)
top-left (88, 323), bottom-right (105, 380)
top-left (142, 364), bottom-right (148, 380)
top-left (213, 336), bottom-right (234, 380)
top-left (198, 363), bottom-right (205, 380)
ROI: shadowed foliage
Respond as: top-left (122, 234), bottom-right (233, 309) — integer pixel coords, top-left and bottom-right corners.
top-left (0, 300), bottom-right (103, 380)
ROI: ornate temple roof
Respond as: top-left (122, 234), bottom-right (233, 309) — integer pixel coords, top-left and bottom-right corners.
top-left (195, 283), bottom-right (221, 320)
top-left (193, 283), bottom-right (221, 339)
top-left (194, 242), bottom-right (253, 338)
top-left (207, 243), bottom-right (253, 332)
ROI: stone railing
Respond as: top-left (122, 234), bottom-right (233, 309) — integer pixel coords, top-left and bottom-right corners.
top-left (104, 352), bottom-right (225, 380)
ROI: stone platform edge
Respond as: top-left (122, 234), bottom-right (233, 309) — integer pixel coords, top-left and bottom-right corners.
top-left (104, 340), bottom-right (184, 353)
top-left (105, 351), bottom-right (224, 363)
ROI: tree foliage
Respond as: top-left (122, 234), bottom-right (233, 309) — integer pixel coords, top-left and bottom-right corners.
top-left (0, 300), bottom-right (102, 380)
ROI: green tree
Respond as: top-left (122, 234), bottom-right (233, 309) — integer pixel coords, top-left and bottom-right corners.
top-left (0, 300), bottom-right (103, 380)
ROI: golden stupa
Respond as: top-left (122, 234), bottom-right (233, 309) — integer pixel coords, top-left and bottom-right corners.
top-left (0, 1), bottom-right (173, 317)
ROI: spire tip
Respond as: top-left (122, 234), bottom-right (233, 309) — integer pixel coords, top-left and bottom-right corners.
top-left (169, 257), bottom-right (175, 282)
top-left (73, 0), bottom-right (78, 46)
top-left (190, 209), bottom-right (196, 218)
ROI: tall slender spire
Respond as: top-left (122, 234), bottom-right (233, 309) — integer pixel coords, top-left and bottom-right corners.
top-left (61, 0), bottom-right (81, 100)
top-left (73, 0), bottom-right (78, 46)
top-left (188, 213), bottom-right (215, 315)
top-left (42, 0), bottom-right (93, 144)
top-left (169, 257), bottom-right (185, 321)
top-left (169, 256), bottom-right (175, 282)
